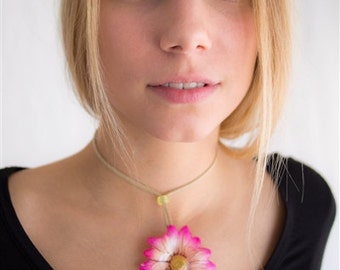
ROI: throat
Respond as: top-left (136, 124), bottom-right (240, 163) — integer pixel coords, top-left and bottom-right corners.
top-left (94, 137), bottom-right (218, 227)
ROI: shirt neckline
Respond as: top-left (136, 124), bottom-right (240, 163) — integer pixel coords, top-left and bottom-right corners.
top-left (1, 156), bottom-right (292, 269)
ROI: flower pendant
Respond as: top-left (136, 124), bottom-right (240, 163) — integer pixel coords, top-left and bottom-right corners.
top-left (140, 225), bottom-right (216, 270)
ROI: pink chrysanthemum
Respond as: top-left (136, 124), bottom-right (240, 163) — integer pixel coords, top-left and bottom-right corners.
top-left (140, 225), bottom-right (216, 270)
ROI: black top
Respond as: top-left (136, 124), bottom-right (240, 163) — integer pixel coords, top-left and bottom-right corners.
top-left (0, 155), bottom-right (336, 270)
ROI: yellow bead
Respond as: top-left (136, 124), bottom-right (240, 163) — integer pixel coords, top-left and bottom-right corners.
top-left (157, 195), bottom-right (170, 206)
top-left (170, 255), bottom-right (188, 270)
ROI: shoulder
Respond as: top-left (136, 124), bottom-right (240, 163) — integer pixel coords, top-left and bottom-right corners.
top-left (268, 153), bottom-right (336, 220)
top-left (0, 167), bottom-right (55, 269)
top-left (0, 167), bottom-right (26, 217)
top-left (6, 156), bottom-right (87, 219)
top-left (2, 145), bottom-right (100, 230)
top-left (0, 167), bottom-right (26, 213)
top-left (265, 154), bottom-right (336, 269)
top-left (0, 167), bottom-right (25, 182)
top-left (269, 154), bottom-right (335, 252)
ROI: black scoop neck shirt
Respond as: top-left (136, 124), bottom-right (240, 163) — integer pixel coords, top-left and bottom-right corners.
top-left (0, 154), bottom-right (336, 270)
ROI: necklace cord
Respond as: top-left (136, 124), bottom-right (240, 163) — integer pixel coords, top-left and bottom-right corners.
top-left (92, 138), bottom-right (218, 226)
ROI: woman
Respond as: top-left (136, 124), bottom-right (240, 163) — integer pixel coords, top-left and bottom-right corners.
top-left (0, 0), bottom-right (335, 269)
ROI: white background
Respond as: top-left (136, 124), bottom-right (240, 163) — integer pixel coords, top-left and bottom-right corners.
top-left (1, 0), bottom-right (339, 269)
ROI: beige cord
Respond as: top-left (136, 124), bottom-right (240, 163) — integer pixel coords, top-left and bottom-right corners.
top-left (92, 138), bottom-right (218, 227)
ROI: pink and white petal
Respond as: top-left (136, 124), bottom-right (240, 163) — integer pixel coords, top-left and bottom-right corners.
top-left (147, 236), bottom-right (176, 255)
top-left (181, 227), bottom-right (201, 248)
top-left (144, 248), bottom-right (172, 261)
top-left (147, 226), bottom-right (179, 254)
top-left (180, 236), bottom-right (201, 255)
top-left (163, 226), bottom-right (180, 253)
top-left (166, 225), bottom-right (179, 238)
top-left (147, 237), bottom-right (163, 248)
top-left (140, 261), bottom-right (153, 270)
top-left (187, 247), bottom-right (212, 261)
top-left (178, 227), bottom-right (201, 254)
top-left (178, 226), bottom-right (192, 240)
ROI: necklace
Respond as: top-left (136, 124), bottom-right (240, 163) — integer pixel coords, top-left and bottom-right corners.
top-left (92, 138), bottom-right (217, 270)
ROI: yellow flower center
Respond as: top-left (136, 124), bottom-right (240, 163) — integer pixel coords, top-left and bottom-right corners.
top-left (170, 255), bottom-right (189, 270)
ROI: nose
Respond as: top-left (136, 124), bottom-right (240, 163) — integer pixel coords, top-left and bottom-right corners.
top-left (159, 1), bottom-right (212, 54)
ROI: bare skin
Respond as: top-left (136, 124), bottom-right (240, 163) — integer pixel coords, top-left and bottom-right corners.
top-left (9, 138), bottom-right (285, 269)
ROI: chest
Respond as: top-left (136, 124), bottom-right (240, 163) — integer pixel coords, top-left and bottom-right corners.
top-left (32, 212), bottom-right (277, 270)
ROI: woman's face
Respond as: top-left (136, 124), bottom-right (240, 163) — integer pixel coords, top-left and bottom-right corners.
top-left (99, 0), bottom-right (257, 142)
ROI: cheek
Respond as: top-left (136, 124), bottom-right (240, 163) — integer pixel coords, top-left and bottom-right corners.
top-left (99, 8), bottom-right (150, 84)
top-left (231, 16), bottom-right (257, 88)
top-left (214, 17), bottom-right (257, 123)
top-left (227, 13), bottom-right (257, 74)
top-left (223, 24), bottom-right (257, 90)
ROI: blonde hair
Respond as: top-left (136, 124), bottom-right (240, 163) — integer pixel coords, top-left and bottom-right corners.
top-left (61, 0), bottom-right (128, 158)
top-left (61, 0), bottom-right (291, 264)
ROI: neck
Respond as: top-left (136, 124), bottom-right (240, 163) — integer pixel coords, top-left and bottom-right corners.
top-left (95, 127), bottom-right (220, 194)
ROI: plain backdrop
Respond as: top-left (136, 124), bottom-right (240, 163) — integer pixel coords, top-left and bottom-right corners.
top-left (1, 0), bottom-right (339, 269)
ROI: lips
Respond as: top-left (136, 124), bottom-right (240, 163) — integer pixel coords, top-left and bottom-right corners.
top-left (148, 79), bottom-right (219, 104)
